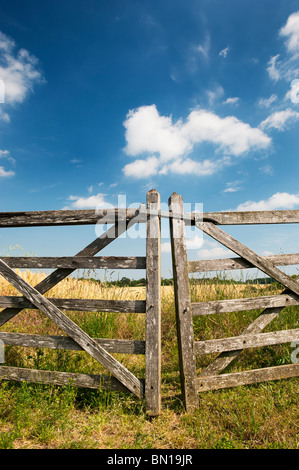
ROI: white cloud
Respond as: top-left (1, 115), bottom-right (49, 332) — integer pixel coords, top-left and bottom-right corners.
top-left (223, 180), bottom-right (242, 193)
top-left (0, 149), bottom-right (15, 177)
top-left (280, 11), bottom-right (299, 55)
top-left (161, 234), bottom-right (204, 254)
top-left (259, 108), bottom-right (299, 131)
top-left (123, 155), bottom-right (159, 178)
top-left (0, 30), bottom-right (44, 120)
top-left (223, 97), bottom-right (240, 106)
top-left (65, 193), bottom-right (108, 209)
top-left (195, 36), bottom-right (211, 60)
top-left (267, 55), bottom-right (281, 81)
top-left (206, 85), bottom-right (224, 105)
top-left (0, 165), bottom-right (14, 177)
top-left (196, 239), bottom-right (232, 259)
top-left (219, 46), bottom-right (230, 58)
top-left (123, 105), bottom-right (271, 179)
top-left (257, 94), bottom-right (278, 108)
top-left (267, 12), bottom-right (299, 82)
top-left (234, 192), bottom-right (299, 211)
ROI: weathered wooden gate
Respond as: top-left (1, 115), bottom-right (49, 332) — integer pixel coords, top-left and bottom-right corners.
top-left (169, 192), bottom-right (299, 411)
top-left (0, 189), bottom-right (161, 415)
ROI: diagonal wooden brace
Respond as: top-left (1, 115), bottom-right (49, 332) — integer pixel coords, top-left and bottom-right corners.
top-left (0, 258), bottom-right (144, 398)
top-left (196, 221), bottom-right (299, 297)
top-left (195, 221), bottom-right (299, 376)
top-left (0, 219), bottom-right (137, 327)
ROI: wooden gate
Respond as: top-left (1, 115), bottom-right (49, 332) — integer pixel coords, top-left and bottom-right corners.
top-left (0, 189), bottom-right (161, 416)
top-left (169, 192), bottom-right (299, 411)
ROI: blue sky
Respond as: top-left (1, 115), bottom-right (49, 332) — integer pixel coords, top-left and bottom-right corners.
top-left (0, 0), bottom-right (299, 279)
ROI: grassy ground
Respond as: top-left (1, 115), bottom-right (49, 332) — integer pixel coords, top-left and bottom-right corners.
top-left (0, 271), bottom-right (298, 449)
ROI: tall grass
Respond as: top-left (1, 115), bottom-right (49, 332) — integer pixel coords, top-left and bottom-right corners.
top-left (0, 270), bottom-right (298, 449)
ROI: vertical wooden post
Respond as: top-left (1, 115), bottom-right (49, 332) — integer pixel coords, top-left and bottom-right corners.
top-left (145, 189), bottom-right (161, 415)
top-left (168, 193), bottom-right (198, 411)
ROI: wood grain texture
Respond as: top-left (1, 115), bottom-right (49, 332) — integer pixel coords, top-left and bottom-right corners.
top-left (169, 193), bottom-right (198, 411)
top-left (0, 332), bottom-right (145, 354)
top-left (145, 189), bottom-right (161, 416)
top-left (2, 256), bottom-right (146, 270)
top-left (0, 365), bottom-right (145, 392)
top-left (0, 258), bottom-right (144, 398)
top-left (197, 364), bottom-right (299, 392)
top-left (0, 296), bottom-right (146, 313)
top-left (0, 221), bottom-right (135, 327)
top-left (194, 328), bottom-right (299, 355)
top-left (1, 208), bottom-right (298, 227)
top-left (193, 210), bottom-right (299, 225)
top-left (196, 221), bottom-right (299, 297)
top-left (191, 292), bottom-right (299, 316)
top-left (0, 208), bottom-right (144, 227)
top-left (188, 253), bottom-right (299, 273)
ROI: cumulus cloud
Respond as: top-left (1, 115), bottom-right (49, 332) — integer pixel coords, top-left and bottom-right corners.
top-left (267, 12), bottom-right (299, 83)
top-left (234, 192), bottom-right (299, 211)
top-left (0, 30), bottom-right (44, 120)
top-left (280, 11), bottom-right (299, 55)
top-left (123, 105), bottom-right (271, 179)
top-left (259, 108), bottom-right (299, 130)
top-left (65, 193), bottom-right (108, 209)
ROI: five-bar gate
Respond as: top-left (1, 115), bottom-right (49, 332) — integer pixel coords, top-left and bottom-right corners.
top-left (0, 190), bottom-right (161, 416)
top-left (169, 192), bottom-right (299, 411)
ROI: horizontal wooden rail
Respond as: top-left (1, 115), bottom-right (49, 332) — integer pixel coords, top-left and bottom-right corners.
top-left (194, 328), bottom-right (299, 355)
top-left (0, 332), bottom-right (145, 354)
top-left (191, 210), bottom-right (299, 226)
top-left (1, 208), bottom-right (299, 227)
top-left (188, 253), bottom-right (299, 273)
top-left (197, 364), bottom-right (299, 392)
top-left (0, 209), bottom-right (143, 227)
top-left (0, 297), bottom-right (146, 313)
top-left (0, 365), bottom-right (145, 392)
top-left (191, 293), bottom-right (299, 315)
top-left (1, 256), bottom-right (146, 270)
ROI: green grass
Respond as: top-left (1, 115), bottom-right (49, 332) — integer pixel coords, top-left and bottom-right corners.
top-left (0, 274), bottom-right (298, 449)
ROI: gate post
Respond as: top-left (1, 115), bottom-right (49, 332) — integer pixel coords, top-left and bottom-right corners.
top-left (168, 193), bottom-right (198, 411)
top-left (145, 189), bottom-right (161, 415)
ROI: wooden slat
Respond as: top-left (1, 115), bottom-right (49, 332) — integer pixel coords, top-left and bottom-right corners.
top-left (199, 305), bottom-right (286, 378)
top-left (188, 253), bottom-right (299, 273)
top-left (1, 208), bottom-right (299, 227)
top-left (194, 210), bottom-right (299, 225)
top-left (0, 332), bottom-right (145, 354)
top-left (145, 189), bottom-right (161, 416)
top-left (0, 296), bottom-right (146, 313)
top-left (197, 364), bottom-right (299, 392)
top-left (2, 256), bottom-right (146, 270)
top-left (194, 328), bottom-right (299, 355)
top-left (0, 208), bottom-right (144, 227)
top-left (0, 221), bottom-right (135, 327)
top-left (0, 258), bottom-right (144, 398)
top-left (196, 221), bottom-right (299, 297)
top-left (0, 365), bottom-right (143, 392)
top-left (169, 193), bottom-right (198, 411)
top-left (191, 292), bottom-right (299, 316)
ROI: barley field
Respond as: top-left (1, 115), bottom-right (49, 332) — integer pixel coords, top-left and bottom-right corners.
top-left (0, 270), bottom-right (298, 449)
